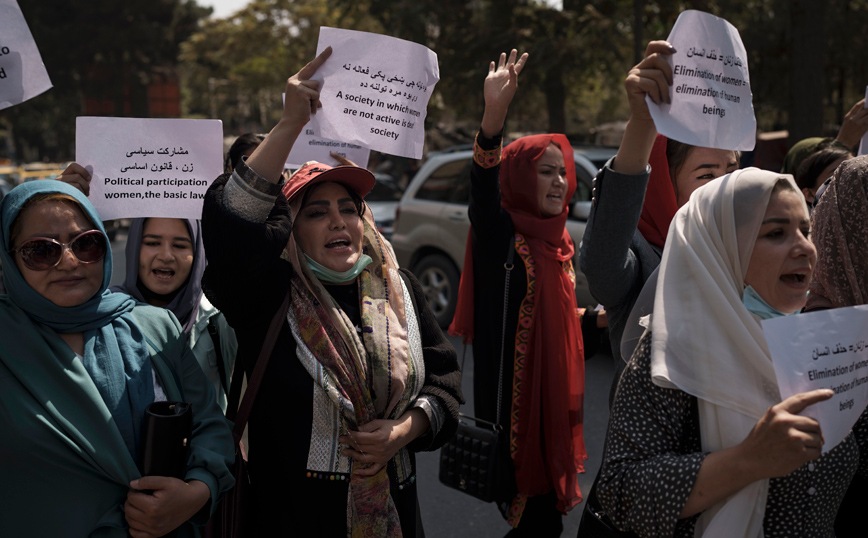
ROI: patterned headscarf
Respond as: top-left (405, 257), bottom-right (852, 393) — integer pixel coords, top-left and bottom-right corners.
top-left (282, 167), bottom-right (419, 538)
top-left (809, 155), bottom-right (868, 307)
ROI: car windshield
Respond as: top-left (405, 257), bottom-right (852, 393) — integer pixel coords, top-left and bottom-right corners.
top-left (366, 180), bottom-right (403, 202)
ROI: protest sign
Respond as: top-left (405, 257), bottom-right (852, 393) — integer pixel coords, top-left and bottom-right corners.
top-left (282, 94), bottom-right (370, 170)
top-left (648, 10), bottom-right (756, 151)
top-left (858, 86), bottom-right (868, 156)
top-left (76, 117), bottom-right (223, 221)
top-left (0, 0), bottom-right (52, 110)
top-left (763, 305), bottom-right (868, 453)
top-left (309, 27), bottom-right (439, 159)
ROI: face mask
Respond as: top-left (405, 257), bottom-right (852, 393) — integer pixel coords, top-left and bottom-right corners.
top-left (742, 285), bottom-right (796, 320)
top-left (304, 253), bottom-right (372, 284)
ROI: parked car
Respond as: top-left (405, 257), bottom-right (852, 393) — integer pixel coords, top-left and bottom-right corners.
top-left (391, 144), bottom-right (617, 328)
top-left (366, 174), bottom-right (404, 240)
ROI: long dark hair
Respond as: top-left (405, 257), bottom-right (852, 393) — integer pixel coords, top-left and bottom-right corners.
top-left (224, 133), bottom-right (265, 173)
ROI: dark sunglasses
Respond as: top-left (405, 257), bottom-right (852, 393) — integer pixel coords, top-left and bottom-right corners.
top-left (11, 229), bottom-right (108, 271)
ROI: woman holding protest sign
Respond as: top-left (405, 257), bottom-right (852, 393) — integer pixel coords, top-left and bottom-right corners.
top-left (579, 41), bottom-right (739, 402)
top-left (0, 180), bottom-right (234, 537)
top-left (804, 155), bottom-right (868, 537)
top-left (448, 49), bottom-right (590, 536)
top-left (597, 166), bottom-right (868, 537)
top-left (200, 47), bottom-right (461, 537)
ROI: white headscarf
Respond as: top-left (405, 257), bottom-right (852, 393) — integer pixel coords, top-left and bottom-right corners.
top-left (649, 168), bottom-right (807, 537)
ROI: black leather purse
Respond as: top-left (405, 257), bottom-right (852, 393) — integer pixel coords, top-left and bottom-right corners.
top-left (139, 401), bottom-right (193, 479)
top-left (438, 244), bottom-right (514, 503)
top-left (577, 474), bottom-right (639, 537)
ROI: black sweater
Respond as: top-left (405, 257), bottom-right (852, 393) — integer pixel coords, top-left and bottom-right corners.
top-left (201, 166), bottom-right (463, 536)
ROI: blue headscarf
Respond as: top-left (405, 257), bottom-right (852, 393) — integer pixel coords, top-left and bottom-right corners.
top-left (0, 180), bottom-right (155, 459)
top-left (111, 218), bottom-right (206, 334)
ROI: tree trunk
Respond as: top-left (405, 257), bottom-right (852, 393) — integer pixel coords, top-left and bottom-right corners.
top-left (788, 0), bottom-right (825, 142)
top-left (545, 65), bottom-right (566, 134)
top-left (633, 0), bottom-right (644, 65)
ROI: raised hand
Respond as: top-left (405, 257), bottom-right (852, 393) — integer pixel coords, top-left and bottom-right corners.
top-left (282, 46), bottom-right (333, 128)
top-left (624, 40), bottom-right (676, 122)
top-left (247, 47), bottom-right (333, 183)
top-left (481, 49), bottom-right (529, 138)
top-left (55, 162), bottom-right (92, 196)
top-left (836, 98), bottom-right (868, 151)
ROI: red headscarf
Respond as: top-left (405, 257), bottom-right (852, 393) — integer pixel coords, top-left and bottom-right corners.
top-left (450, 134), bottom-right (587, 515)
top-left (638, 134), bottom-right (680, 248)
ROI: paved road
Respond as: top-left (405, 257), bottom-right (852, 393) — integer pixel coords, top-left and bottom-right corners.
top-left (110, 231), bottom-right (615, 537)
top-left (416, 335), bottom-right (616, 537)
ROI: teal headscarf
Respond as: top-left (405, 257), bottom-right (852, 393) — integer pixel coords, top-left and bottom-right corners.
top-left (0, 180), bottom-right (154, 458)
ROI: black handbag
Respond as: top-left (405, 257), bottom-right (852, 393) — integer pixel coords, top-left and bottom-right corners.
top-left (438, 243), bottom-right (515, 502)
top-left (139, 401), bottom-right (193, 479)
top-left (577, 474), bottom-right (639, 537)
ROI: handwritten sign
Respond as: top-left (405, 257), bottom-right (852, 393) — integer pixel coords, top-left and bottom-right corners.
top-left (647, 10), bottom-right (756, 151)
top-left (0, 0), bottom-right (52, 110)
top-left (75, 117), bottom-right (223, 220)
top-left (858, 86), bottom-right (868, 156)
top-left (282, 93), bottom-right (370, 170)
top-left (309, 27), bottom-right (439, 159)
top-left (763, 305), bottom-right (868, 453)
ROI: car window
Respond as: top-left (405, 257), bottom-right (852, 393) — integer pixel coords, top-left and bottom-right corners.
top-left (366, 180), bottom-right (403, 202)
top-left (414, 159), bottom-right (467, 202)
top-left (448, 162), bottom-right (472, 205)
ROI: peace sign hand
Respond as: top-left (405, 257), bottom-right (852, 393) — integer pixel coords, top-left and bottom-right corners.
top-left (283, 46), bottom-right (333, 127)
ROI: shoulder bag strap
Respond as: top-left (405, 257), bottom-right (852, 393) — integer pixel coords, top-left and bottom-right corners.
top-left (207, 316), bottom-right (228, 396)
top-left (230, 291), bottom-right (291, 436)
top-left (493, 238), bottom-right (515, 431)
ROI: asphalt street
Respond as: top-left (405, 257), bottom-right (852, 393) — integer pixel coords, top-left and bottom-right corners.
top-left (109, 231), bottom-right (616, 537)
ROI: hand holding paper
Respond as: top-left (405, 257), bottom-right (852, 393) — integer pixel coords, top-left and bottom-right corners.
top-left (739, 389), bottom-right (831, 479)
top-left (625, 41), bottom-right (675, 120)
top-left (55, 162), bottom-right (92, 196)
top-left (282, 46), bottom-right (332, 128)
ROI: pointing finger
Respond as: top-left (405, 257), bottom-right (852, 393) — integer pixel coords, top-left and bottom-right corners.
top-left (298, 46), bottom-right (332, 81)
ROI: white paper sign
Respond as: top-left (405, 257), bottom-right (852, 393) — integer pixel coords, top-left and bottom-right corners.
top-left (0, 0), bottom-right (52, 110)
top-left (858, 86), bottom-right (868, 156)
top-left (76, 117), bottom-right (223, 221)
top-left (648, 10), bottom-right (756, 151)
top-left (310, 27), bottom-right (439, 159)
top-left (282, 94), bottom-right (370, 170)
top-left (763, 305), bottom-right (868, 453)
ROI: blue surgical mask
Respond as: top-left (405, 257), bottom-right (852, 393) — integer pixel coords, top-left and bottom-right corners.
top-left (742, 285), bottom-right (796, 320)
top-left (304, 253), bottom-right (372, 284)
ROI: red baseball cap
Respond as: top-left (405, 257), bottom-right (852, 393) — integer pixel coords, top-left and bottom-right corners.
top-left (282, 161), bottom-right (375, 203)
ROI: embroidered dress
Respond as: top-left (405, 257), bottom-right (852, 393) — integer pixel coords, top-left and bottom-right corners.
top-left (450, 132), bottom-right (587, 532)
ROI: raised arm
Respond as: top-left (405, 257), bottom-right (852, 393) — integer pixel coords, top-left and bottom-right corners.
top-left (480, 49), bottom-right (528, 139)
top-left (470, 50), bottom-right (528, 240)
top-left (245, 46), bottom-right (332, 182)
top-left (612, 40), bottom-right (675, 175)
top-left (201, 49), bottom-right (332, 329)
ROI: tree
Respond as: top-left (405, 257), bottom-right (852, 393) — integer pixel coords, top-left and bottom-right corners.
top-left (3, 0), bottom-right (210, 161)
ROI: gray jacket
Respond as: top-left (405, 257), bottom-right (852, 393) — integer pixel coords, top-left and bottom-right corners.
top-left (579, 161), bottom-right (661, 400)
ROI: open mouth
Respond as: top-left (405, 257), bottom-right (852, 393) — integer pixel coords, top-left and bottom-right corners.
top-left (153, 268), bottom-right (175, 281)
top-left (546, 193), bottom-right (563, 202)
top-left (326, 239), bottom-right (351, 249)
top-left (780, 273), bottom-right (806, 284)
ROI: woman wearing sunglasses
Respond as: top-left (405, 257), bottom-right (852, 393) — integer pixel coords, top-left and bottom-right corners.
top-left (0, 180), bottom-right (235, 537)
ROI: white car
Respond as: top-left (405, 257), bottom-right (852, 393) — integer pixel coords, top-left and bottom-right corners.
top-left (391, 144), bottom-right (616, 328)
